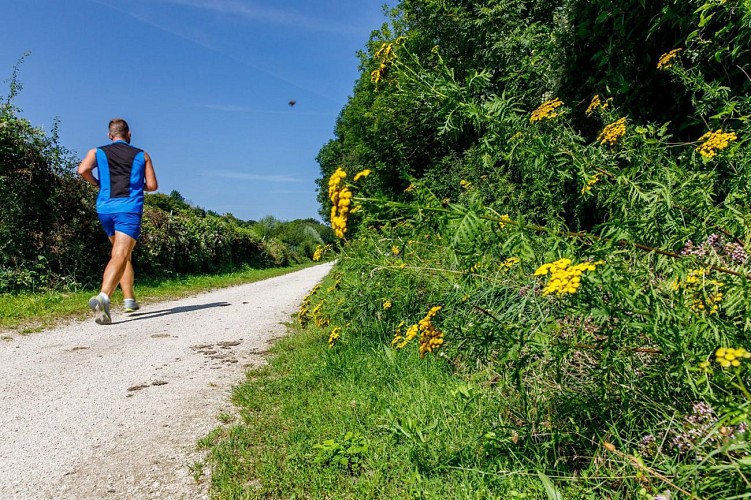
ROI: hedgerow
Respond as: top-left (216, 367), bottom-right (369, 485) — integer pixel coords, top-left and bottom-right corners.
top-left (311, 0), bottom-right (751, 497)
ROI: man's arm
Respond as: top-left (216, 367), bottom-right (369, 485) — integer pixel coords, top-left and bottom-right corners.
top-left (144, 152), bottom-right (158, 192)
top-left (77, 149), bottom-right (99, 187)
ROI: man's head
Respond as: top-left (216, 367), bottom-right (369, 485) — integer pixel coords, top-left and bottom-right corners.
top-left (108, 118), bottom-right (131, 143)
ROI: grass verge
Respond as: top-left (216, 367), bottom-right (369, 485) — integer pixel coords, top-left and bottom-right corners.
top-left (202, 324), bottom-right (546, 498)
top-left (0, 261), bottom-right (322, 334)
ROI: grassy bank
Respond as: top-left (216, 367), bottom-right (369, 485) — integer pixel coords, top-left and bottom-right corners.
top-left (202, 330), bottom-right (549, 499)
top-left (0, 261), bottom-right (321, 334)
top-left (201, 273), bottom-right (554, 499)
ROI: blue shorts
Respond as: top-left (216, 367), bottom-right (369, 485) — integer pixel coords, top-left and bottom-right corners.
top-left (98, 212), bottom-right (142, 240)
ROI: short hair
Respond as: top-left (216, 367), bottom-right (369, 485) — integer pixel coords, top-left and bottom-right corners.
top-left (108, 118), bottom-right (130, 138)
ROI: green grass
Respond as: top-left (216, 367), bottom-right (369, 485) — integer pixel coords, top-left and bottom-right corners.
top-left (0, 262), bottom-right (321, 333)
top-left (203, 324), bottom-right (547, 499)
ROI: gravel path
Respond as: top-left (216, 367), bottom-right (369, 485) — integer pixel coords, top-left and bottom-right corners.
top-left (0, 263), bottom-right (333, 499)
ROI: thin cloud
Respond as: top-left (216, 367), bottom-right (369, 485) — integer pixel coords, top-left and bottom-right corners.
top-left (88, 0), bottom-right (339, 102)
top-left (162, 0), bottom-right (366, 35)
top-left (200, 104), bottom-right (334, 116)
top-left (211, 170), bottom-right (303, 183)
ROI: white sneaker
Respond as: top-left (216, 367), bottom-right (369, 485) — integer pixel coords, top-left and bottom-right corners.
top-left (123, 298), bottom-right (140, 313)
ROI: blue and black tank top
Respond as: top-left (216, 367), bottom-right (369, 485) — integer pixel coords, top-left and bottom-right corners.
top-left (95, 140), bottom-right (146, 214)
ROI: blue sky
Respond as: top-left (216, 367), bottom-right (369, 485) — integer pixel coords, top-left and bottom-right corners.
top-left (1, 0), bottom-right (392, 222)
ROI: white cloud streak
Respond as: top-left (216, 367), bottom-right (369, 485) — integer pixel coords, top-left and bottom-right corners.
top-left (162, 0), bottom-right (365, 35)
top-left (210, 170), bottom-right (304, 183)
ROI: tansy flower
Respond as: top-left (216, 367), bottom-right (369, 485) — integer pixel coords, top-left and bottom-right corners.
top-left (328, 168), bottom-right (352, 238)
top-left (534, 258), bottom-right (604, 296)
top-left (530, 98), bottom-right (565, 123)
top-left (696, 129), bottom-right (737, 159)
top-left (501, 257), bottom-right (520, 270)
top-left (715, 347), bottom-right (751, 368)
top-left (312, 245), bottom-right (324, 262)
top-left (597, 117), bottom-right (627, 146)
top-left (581, 173), bottom-right (602, 195)
top-left (657, 48), bottom-right (682, 70)
top-left (328, 327), bottom-right (341, 348)
top-left (353, 169), bottom-right (371, 181)
top-left (383, 300), bottom-right (392, 310)
top-left (498, 214), bottom-right (512, 229)
top-left (392, 245), bottom-right (400, 256)
top-left (585, 94), bottom-right (611, 116)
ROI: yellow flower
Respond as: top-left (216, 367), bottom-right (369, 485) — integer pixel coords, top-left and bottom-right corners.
top-left (460, 179), bottom-right (472, 189)
top-left (353, 169), bottom-right (371, 181)
top-left (657, 48), bottom-right (682, 70)
top-left (328, 168), bottom-right (352, 239)
top-left (530, 98), bottom-right (565, 123)
top-left (714, 347), bottom-right (751, 368)
top-left (392, 245), bottom-right (401, 256)
top-left (328, 327), bottom-right (341, 348)
top-left (498, 214), bottom-right (512, 229)
top-left (312, 245), bottom-right (324, 262)
top-left (580, 173), bottom-right (602, 195)
top-left (501, 257), bottom-right (520, 270)
top-left (597, 117), bottom-right (627, 146)
top-left (585, 94), bottom-right (612, 116)
top-left (534, 259), bottom-right (603, 296)
top-left (383, 300), bottom-right (392, 310)
top-left (404, 183), bottom-right (416, 193)
top-left (696, 129), bottom-right (738, 159)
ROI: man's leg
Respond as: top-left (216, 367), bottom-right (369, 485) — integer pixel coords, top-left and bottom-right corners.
top-left (89, 231), bottom-right (136, 324)
top-left (101, 231), bottom-right (137, 297)
top-left (110, 235), bottom-right (136, 300)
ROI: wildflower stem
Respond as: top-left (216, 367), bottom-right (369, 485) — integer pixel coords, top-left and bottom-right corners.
top-left (602, 442), bottom-right (700, 500)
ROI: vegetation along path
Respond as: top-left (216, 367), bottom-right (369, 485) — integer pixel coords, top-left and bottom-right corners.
top-left (0, 262), bottom-right (333, 499)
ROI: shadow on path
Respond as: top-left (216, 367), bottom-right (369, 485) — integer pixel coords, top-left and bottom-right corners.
top-left (111, 302), bottom-right (231, 324)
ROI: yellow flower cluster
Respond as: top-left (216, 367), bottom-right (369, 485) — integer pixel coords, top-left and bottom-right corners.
top-left (585, 94), bottom-right (611, 116)
top-left (417, 306), bottom-right (444, 358)
top-left (404, 183), bottom-right (416, 193)
top-left (530, 98), bottom-right (564, 123)
top-left (715, 347), bottom-right (751, 368)
top-left (297, 284), bottom-right (321, 326)
top-left (353, 169), bottom-right (371, 182)
top-left (498, 214), bottom-right (512, 229)
top-left (674, 268), bottom-right (724, 314)
top-left (597, 117), bottom-right (627, 146)
top-left (391, 306), bottom-right (444, 357)
top-left (500, 257), bottom-right (520, 270)
top-left (392, 245), bottom-right (400, 256)
top-left (371, 41), bottom-right (400, 84)
top-left (657, 48), bottom-right (682, 70)
top-left (696, 129), bottom-right (738, 159)
top-left (534, 258), bottom-right (604, 296)
top-left (391, 321), bottom-right (414, 349)
top-left (328, 327), bottom-right (341, 349)
top-left (581, 173), bottom-right (602, 195)
top-left (460, 179), bottom-right (472, 189)
top-left (383, 300), bottom-right (392, 310)
top-left (311, 301), bottom-right (329, 328)
top-left (312, 245), bottom-right (324, 262)
top-left (328, 168), bottom-right (352, 239)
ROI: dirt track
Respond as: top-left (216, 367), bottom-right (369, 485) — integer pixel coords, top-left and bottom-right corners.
top-left (0, 263), bottom-right (333, 499)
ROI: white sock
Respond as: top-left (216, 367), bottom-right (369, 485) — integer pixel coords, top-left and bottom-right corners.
top-left (98, 292), bottom-right (110, 302)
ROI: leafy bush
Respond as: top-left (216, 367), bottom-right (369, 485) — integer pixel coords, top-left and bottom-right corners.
top-left (312, 0), bottom-right (751, 496)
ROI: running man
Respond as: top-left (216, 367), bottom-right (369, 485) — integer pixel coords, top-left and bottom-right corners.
top-left (77, 118), bottom-right (158, 324)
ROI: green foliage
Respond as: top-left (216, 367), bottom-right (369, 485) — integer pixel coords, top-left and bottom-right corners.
top-left (312, 432), bottom-right (368, 471)
top-left (310, 0), bottom-right (751, 497)
top-left (0, 63), bottom-right (326, 293)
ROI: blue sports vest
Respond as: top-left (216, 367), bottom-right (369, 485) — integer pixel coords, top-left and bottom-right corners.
top-left (95, 140), bottom-right (146, 214)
